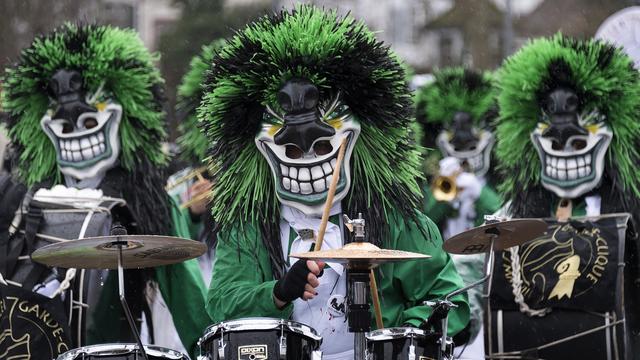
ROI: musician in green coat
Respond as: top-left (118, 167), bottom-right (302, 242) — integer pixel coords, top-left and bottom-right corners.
top-left (200, 6), bottom-right (469, 359)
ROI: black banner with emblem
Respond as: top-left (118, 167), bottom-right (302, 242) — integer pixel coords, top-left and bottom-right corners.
top-left (0, 283), bottom-right (72, 360)
top-left (491, 214), bottom-right (627, 311)
top-left (486, 213), bottom-right (634, 359)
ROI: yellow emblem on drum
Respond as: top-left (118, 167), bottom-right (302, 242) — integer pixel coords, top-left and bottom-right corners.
top-left (548, 254), bottom-right (581, 300)
top-left (238, 344), bottom-right (268, 359)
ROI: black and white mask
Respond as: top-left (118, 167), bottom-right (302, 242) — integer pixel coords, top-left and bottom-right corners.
top-left (40, 70), bottom-right (121, 181)
top-left (436, 111), bottom-right (494, 177)
top-left (531, 88), bottom-right (612, 198)
top-left (256, 78), bottom-right (360, 215)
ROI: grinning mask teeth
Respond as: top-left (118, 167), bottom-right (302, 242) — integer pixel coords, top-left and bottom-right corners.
top-left (256, 78), bottom-right (360, 215)
top-left (40, 69), bottom-right (122, 180)
top-left (436, 111), bottom-right (494, 176)
top-left (530, 88), bottom-right (612, 199)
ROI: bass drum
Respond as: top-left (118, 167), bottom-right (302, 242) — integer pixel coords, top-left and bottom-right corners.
top-left (365, 327), bottom-right (453, 360)
top-left (57, 344), bottom-right (189, 359)
top-left (198, 317), bottom-right (322, 360)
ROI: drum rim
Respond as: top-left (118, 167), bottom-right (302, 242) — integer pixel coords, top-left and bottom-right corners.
top-left (200, 317), bottom-right (322, 343)
top-left (365, 327), bottom-right (427, 341)
top-left (56, 343), bottom-right (188, 360)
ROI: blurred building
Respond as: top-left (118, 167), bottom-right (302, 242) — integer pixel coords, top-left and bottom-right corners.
top-left (276, 0), bottom-right (634, 72)
top-left (100, 0), bottom-right (182, 51)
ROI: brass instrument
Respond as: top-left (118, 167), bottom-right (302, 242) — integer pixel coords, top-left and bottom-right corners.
top-left (431, 172), bottom-right (459, 202)
top-left (165, 166), bottom-right (213, 209)
top-left (165, 166), bottom-right (208, 191)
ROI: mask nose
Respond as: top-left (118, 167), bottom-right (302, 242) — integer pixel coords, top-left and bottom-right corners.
top-left (274, 78), bottom-right (335, 154)
top-left (449, 111), bottom-right (479, 151)
top-left (48, 69), bottom-right (96, 126)
top-left (541, 88), bottom-right (588, 150)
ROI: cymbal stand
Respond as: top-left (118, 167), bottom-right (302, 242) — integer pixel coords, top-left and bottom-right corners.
top-left (425, 228), bottom-right (499, 359)
top-left (112, 225), bottom-right (149, 360)
top-left (344, 214), bottom-right (371, 360)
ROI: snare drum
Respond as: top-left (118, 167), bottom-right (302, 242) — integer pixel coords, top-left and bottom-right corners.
top-left (365, 327), bottom-right (453, 360)
top-left (198, 318), bottom-right (322, 360)
top-left (57, 344), bottom-right (189, 359)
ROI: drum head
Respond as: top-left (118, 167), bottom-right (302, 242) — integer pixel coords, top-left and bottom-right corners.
top-left (57, 344), bottom-right (188, 360)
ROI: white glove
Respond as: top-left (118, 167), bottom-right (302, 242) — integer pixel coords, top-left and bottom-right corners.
top-left (439, 156), bottom-right (462, 177)
top-left (456, 172), bottom-right (482, 202)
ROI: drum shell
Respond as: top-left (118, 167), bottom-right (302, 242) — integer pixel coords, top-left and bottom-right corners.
top-left (199, 318), bottom-right (321, 360)
top-left (365, 327), bottom-right (451, 360)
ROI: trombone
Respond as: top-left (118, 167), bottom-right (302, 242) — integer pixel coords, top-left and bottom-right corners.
top-left (165, 166), bottom-right (208, 191)
top-left (165, 166), bottom-right (214, 209)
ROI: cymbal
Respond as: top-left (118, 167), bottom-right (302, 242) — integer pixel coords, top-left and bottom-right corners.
top-left (443, 218), bottom-right (548, 255)
top-left (291, 242), bottom-right (430, 269)
top-left (31, 235), bottom-right (207, 269)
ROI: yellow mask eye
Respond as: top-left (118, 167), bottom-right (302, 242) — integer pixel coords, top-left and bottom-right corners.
top-left (586, 124), bottom-right (600, 134)
top-left (95, 102), bottom-right (107, 111)
top-left (267, 124), bottom-right (282, 136)
top-left (327, 117), bottom-right (344, 129)
top-left (537, 123), bottom-right (549, 131)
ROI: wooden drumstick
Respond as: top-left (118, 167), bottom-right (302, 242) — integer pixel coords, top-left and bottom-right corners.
top-left (313, 137), bottom-right (348, 251)
top-left (370, 269), bottom-right (384, 329)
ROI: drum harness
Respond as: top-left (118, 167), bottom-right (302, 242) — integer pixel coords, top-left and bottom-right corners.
top-left (0, 188), bottom-right (126, 346)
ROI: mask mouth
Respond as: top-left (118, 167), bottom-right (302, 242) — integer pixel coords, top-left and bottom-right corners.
top-left (261, 131), bottom-right (355, 205)
top-left (531, 124), bottom-right (612, 198)
top-left (436, 129), bottom-right (494, 176)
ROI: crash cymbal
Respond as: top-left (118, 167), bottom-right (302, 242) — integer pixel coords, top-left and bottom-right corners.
top-left (443, 218), bottom-right (548, 255)
top-left (31, 235), bottom-right (207, 269)
top-left (291, 242), bottom-right (430, 269)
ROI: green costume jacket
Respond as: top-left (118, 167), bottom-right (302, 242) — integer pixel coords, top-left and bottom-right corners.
top-left (207, 208), bottom-right (470, 336)
top-left (158, 201), bottom-right (211, 357)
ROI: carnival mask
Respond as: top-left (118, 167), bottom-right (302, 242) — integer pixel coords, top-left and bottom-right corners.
top-left (40, 70), bottom-right (122, 180)
top-left (531, 88), bottom-right (612, 199)
top-left (436, 111), bottom-right (494, 176)
top-left (256, 78), bottom-right (360, 215)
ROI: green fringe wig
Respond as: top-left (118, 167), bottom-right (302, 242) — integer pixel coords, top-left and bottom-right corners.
top-left (198, 5), bottom-right (425, 276)
top-left (176, 39), bottom-right (226, 163)
top-left (2, 23), bottom-right (172, 235)
top-left (414, 67), bottom-right (496, 150)
top-left (496, 33), bottom-right (640, 221)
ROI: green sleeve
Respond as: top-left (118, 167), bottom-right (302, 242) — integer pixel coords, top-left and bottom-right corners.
top-left (153, 197), bottom-right (211, 359)
top-left (392, 211), bottom-right (470, 336)
top-left (423, 185), bottom-right (454, 226)
top-left (206, 225), bottom-right (293, 323)
top-left (473, 185), bottom-right (502, 226)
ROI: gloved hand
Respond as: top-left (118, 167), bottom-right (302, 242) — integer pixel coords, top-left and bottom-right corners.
top-left (456, 172), bottom-right (482, 202)
top-left (274, 260), bottom-right (324, 303)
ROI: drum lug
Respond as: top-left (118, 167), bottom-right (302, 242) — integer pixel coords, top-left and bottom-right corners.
top-left (311, 350), bottom-right (323, 360)
top-left (279, 331), bottom-right (287, 359)
top-left (408, 344), bottom-right (416, 360)
top-left (217, 338), bottom-right (226, 360)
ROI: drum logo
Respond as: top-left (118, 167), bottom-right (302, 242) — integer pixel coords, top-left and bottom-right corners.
top-left (0, 291), bottom-right (71, 359)
top-left (238, 344), bottom-right (268, 359)
top-left (503, 220), bottom-right (612, 305)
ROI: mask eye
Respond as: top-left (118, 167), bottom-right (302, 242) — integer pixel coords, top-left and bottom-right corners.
top-left (62, 120), bottom-right (74, 134)
top-left (313, 140), bottom-right (333, 156)
top-left (285, 145), bottom-right (303, 159)
top-left (83, 116), bottom-right (98, 129)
